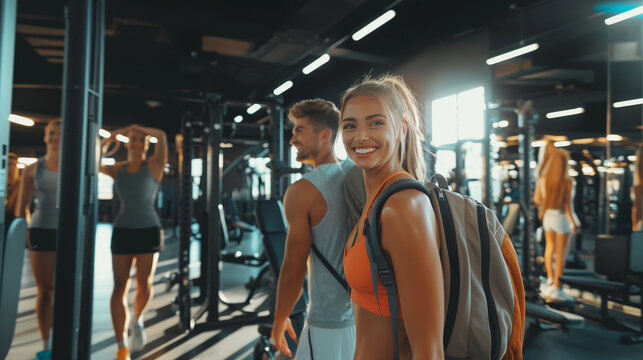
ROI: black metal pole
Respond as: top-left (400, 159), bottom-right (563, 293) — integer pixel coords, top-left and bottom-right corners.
top-left (77, 0), bottom-right (104, 357)
top-left (206, 97), bottom-right (223, 322)
top-left (270, 103), bottom-right (285, 199)
top-left (0, 0), bottom-right (17, 256)
top-left (52, 0), bottom-right (93, 358)
top-left (178, 115), bottom-right (194, 332)
top-left (518, 103), bottom-right (536, 292)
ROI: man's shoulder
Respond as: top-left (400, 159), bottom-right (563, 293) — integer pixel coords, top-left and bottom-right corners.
top-left (284, 178), bottom-right (322, 208)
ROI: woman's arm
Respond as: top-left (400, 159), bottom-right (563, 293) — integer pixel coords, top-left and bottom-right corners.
top-left (564, 179), bottom-right (579, 234)
top-left (632, 186), bottom-right (642, 231)
top-left (131, 124), bottom-right (167, 180)
top-left (533, 179), bottom-right (542, 206)
top-left (380, 190), bottom-right (445, 359)
top-left (15, 164), bottom-right (35, 219)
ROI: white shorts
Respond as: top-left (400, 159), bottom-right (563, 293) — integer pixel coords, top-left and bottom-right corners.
top-left (295, 323), bottom-right (356, 360)
top-left (542, 209), bottom-right (571, 234)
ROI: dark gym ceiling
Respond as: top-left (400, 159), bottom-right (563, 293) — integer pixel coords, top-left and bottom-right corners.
top-left (10, 0), bottom-right (638, 148)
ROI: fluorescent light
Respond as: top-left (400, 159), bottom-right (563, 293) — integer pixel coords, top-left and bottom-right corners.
top-left (18, 157), bottom-right (38, 165)
top-left (628, 155), bottom-right (637, 162)
top-left (486, 43), bottom-right (539, 65)
top-left (605, 5), bottom-right (643, 25)
top-left (220, 143), bottom-right (233, 149)
top-left (607, 134), bottom-right (623, 141)
top-left (101, 158), bottom-right (115, 166)
top-left (554, 140), bottom-right (571, 147)
top-left (247, 104), bottom-right (262, 115)
top-left (613, 97), bottom-right (643, 108)
top-left (149, 136), bottom-right (158, 143)
top-left (116, 134), bottom-right (129, 143)
top-left (531, 140), bottom-right (546, 147)
top-left (234, 115), bottom-right (243, 123)
top-left (545, 107), bottom-right (585, 119)
top-left (99, 129), bottom-right (111, 138)
top-left (598, 166), bottom-right (607, 172)
top-left (9, 114), bottom-right (35, 126)
top-left (569, 160), bottom-right (578, 166)
top-left (515, 160), bottom-right (524, 167)
top-left (530, 161), bottom-right (537, 169)
top-left (569, 169), bottom-right (579, 177)
top-left (273, 80), bottom-right (293, 96)
top-left (498, 120), bottom-right (509, 128)
top-left (16, 163), bottom-right (25, 169)
top-left (302, 54), bottom-right (330, 75)
top-left (352, 10), bottom-right (396, 41)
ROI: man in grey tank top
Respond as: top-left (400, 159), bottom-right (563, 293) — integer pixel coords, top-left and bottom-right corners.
top-left (271, 99), bottom-right (355, 359)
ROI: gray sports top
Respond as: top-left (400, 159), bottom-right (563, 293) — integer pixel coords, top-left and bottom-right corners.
top-left (29, 158), bottom-right (59, 229)
top-left (302, 159), bottom-right (354, 328)
top-left (113, 161), bottom-right (161, 228)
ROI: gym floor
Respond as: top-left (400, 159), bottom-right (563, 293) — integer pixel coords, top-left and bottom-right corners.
top-left (7, 225), bottom-right (643, 359)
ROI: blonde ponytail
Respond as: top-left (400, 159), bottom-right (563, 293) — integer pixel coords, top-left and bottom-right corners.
top-left (340, 74), bottom-right (427, 181)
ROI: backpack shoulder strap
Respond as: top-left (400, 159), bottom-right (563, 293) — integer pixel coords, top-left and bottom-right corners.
top-left (310, 242), bottom-right (349, 292)
top-left (364, 178), bottom-right (431, 360)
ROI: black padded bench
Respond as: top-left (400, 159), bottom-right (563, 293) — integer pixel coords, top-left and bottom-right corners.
top-left (559, 232), bottom-right (643, 343)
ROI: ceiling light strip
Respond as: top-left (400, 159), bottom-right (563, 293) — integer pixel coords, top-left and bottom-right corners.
top-left (352, 10), bottom-right (396, 41)
top-left (486, 43), bottom-right (539, 65)
top-left (302, 54), bottom-right (330, 75)
top-left (273, 80), bottom-right (293, 96)
top-left (613, 97), bottom-right (643, 108)
top-left (9, 114), bottom-right (35, 126)
top-left (545, 107), bottom-right (585, 119)
top-left (605, 5), bottom-right (643, 25)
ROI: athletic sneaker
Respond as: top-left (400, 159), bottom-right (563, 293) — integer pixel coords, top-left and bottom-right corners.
top-left (539, 278), bottom-right (555, 298)
top-left (547, 288), bottom-right (575, 303)
top-left (35, 350), bottom-right (51, 360)
top-left (130, 321), bottom-right (147, 352)
top-left (116, 346), bottom-right (131, 360)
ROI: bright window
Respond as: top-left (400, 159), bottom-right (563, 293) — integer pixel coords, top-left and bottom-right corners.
top-left (431, 87), bottom-right (485, 145)
top-left (435, 150), bottom-right (456, 179)
top-left (431, 95), bottom-right (457, 146)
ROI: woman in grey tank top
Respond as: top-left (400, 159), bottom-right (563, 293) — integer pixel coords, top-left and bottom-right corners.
top-left (15, 119), bottom-right (62, 357)
top-left (101, 124), bottom-right (167, 360)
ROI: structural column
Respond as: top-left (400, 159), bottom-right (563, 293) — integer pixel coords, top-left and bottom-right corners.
top-left (0, 0), bottom-right (17, 254)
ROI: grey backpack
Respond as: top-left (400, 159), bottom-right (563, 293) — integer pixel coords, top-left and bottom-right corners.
top-left (364, 175), bottom-right (525, 360)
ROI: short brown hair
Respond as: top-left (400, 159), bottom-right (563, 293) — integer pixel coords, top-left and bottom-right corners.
top-left (288, 99), bottom-right (340, 143)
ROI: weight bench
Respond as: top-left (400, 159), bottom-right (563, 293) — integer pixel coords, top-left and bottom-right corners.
top-left (559, 232), bottom-right (643, 343)
top-left (254, 199), bottom-right (307, 358)
top-left (0, 218), bottom-right (27, 359)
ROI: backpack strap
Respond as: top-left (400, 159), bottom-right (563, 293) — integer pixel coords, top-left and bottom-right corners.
top-left (429, 173), bottom-right (449, 190)
top-left (365, 178), bottom-right (431, 360)
top-left (310, 242), bottom-right (349, 292)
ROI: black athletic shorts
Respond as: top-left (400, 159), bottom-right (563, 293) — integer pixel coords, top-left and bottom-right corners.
top-left (111, 227), bottom-right (163, 255)
top-left (29, 228), bottom-right (57, 252)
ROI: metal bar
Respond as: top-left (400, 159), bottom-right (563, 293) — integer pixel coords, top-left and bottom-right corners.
top-left (604, 39), bottom-right (612, 235)
top-left (206, 97), bottom-right (223, 322)
top-left (52, 0), bottom-right (93, 358)
top-left (483, 108), bottom-right (491, 207)
top-left (77, 0), bottom-right (104, 357)
top-left (518, 103), bottom-right (535, 291)
top-left (0, 0), bottom-right (17, 261)
top-left (222, 144), bottom-right (264, 178)
top-left (177, 115), bottom-right (194, 332)
top-left (270, 104), bottom-right (285, 199)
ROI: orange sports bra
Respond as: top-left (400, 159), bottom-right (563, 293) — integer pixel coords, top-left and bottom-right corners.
top-left (343, 171), bottom-right (409, 318)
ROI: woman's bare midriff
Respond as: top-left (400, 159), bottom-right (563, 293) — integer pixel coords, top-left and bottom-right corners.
top-left (353, 302), bottom-right (411, 360)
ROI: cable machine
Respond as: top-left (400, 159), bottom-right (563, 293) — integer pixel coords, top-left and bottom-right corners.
top-left (175, 95), bottom-right (291, 333)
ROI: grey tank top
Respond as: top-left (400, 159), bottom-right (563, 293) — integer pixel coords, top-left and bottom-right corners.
top-left (302, 159), bottom-right (354, 328)
top-left (113, 161), bottom-right (161, 228)
top-left (29, 158), bottom-right (59, 229)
